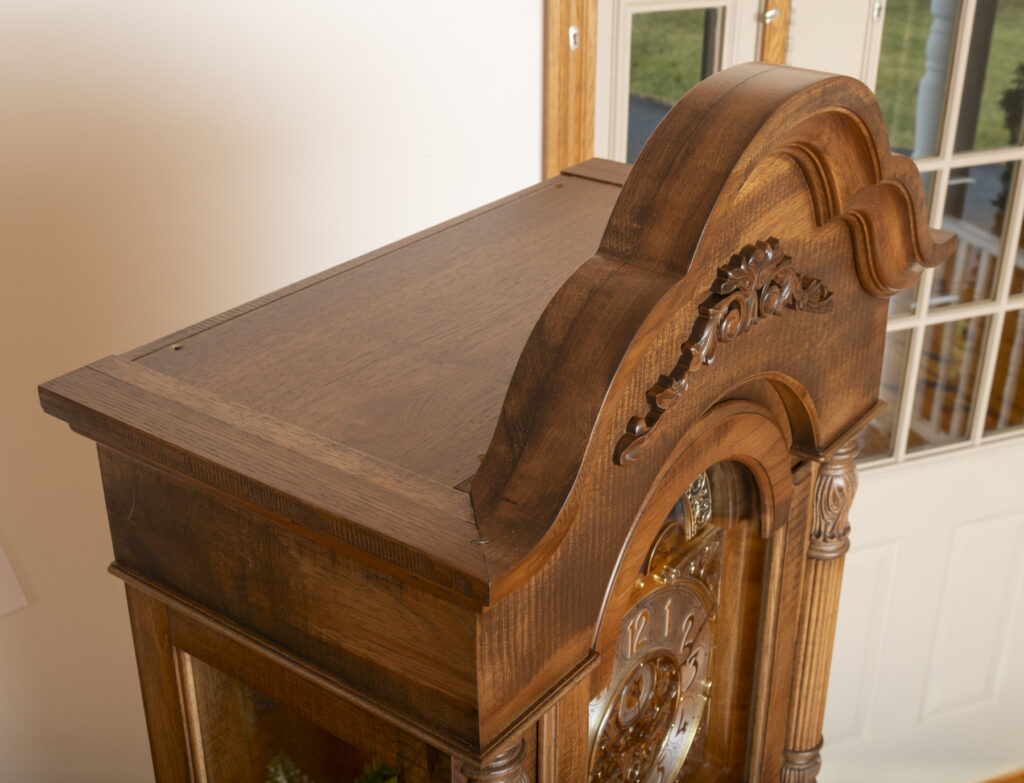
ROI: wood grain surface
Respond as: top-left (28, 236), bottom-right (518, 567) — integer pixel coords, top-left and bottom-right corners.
top-left (39, 64), bottom-right (946, 778)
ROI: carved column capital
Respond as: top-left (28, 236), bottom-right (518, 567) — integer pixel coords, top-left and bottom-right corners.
top-left (809, 442), bottom-right (858, 560)
top-left (460, 740), bottom-right (529, 783)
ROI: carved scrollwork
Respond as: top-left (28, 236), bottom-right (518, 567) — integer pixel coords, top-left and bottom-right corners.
top-left (615, 239), bottom-right (832, 465)
top-left (809, 443), bottom-right (858, 559)
top-left (684, 471), bottom-right (712, 537)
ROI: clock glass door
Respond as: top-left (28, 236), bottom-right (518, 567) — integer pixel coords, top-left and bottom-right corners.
top-left (589, 462), bottom-right (767, 782)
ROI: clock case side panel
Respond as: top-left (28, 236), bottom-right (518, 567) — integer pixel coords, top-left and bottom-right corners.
top-left (96, 445), bottom-right (485, 756)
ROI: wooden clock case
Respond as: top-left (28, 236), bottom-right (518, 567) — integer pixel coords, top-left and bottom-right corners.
top-left (40, 64), bottom-right (952, 783)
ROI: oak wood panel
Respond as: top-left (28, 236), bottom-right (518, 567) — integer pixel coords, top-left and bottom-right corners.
top-left (124, 586), bottom-right (193, 783)
top-left (100, 447), bottom-right (483, 746)
top-left (133, 174), bottom-right (621, 489)
top-left (121, 174), bottom-right (613, 363)
top-left (538, 675), bottom-right (591, 783)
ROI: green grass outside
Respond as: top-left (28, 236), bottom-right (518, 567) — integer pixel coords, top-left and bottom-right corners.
top-left (874, 0), bottom-right (932, 152)
top-left (972, 0), bottom-right (1024, 149)
top-left (629, 0), bottom-right (1024, 151)
top-left (629, 9), bottom-right (708, 105)
top-left (876, 0), bottom-right (1024, 153)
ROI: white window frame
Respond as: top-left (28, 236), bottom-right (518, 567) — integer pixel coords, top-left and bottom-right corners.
top-left (866, 0), bottom-right (1024, 466)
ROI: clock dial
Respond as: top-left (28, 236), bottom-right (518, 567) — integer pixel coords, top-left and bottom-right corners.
top-left (589, 474), bottom-right (722, 783)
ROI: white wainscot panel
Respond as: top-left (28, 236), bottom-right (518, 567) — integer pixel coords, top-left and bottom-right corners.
top-left (922, 511), bottom-right (1024, 718)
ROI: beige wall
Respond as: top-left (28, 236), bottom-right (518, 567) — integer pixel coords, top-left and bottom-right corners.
top-left (0, 2), bottom-right (542, 779)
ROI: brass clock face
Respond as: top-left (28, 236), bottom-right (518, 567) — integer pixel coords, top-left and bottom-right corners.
top-left (590, 582), bottom-right (712, 783)
top-left (589, 473), bottom-right (721, 783)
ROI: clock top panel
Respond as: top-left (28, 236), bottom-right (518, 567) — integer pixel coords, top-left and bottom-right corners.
top-left (129, 161), bottom-right (626, 488)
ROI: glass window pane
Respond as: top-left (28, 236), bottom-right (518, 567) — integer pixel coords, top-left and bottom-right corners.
top-left (985, 307), bottom-right (1024, 433)
top-left (875, 0), bottom-right (959, 158)
top-left (860, 330), bottom-right (912, 459)
top-left (932, 162), bottom-right (1015, 308)
top-left (628, 8), bottom-right (720, 163)
top-left (1010, 218), bottom-right (1024, 296)
top-left (909, 316), bottom-right (989, 450)
top-left (889, 282), bottom-right (920, 317)
top-left (953, 0), bottom-right (1024, 152)
top-left (889, 172), bottom-right (934, 317)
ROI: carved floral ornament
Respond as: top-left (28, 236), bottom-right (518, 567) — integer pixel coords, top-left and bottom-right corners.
top-left (614, 239), bottom-right (833, 465)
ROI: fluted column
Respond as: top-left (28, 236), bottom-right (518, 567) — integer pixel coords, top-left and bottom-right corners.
top-left (782, 443), bottom-right (858, 783)
top-left (460, 740), bottom-right (529, 783)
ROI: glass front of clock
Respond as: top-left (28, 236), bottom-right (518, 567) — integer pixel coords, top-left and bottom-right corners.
top-left (181, 654), bottom-right (367, 783)
top-left (589, 462), bottom-right (765, 782)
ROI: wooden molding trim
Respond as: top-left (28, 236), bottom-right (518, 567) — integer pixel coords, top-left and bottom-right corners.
top-left (543, 0), bottom-right (596, 178)
top-left (760, 0), bottom-right (791, 64)
top-left (614, 237), bottom-right (834, 465)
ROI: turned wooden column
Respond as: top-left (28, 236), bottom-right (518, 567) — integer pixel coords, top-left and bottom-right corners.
top-left (782, 443), bottom-right (858, 782)
top-left (460, 740), bottom-right (529, 783)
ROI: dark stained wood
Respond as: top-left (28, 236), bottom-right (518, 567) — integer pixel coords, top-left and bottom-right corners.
top-left (132, 174), bottom-right (620, 490)
top-left (99, 445), bottom-right (482, 745)
top-left (40, 64), bottom-right (943, 781)
top-left (124, 586), bottom-right (192, 783)
top-left (125, 566), bottom-right (462, 772)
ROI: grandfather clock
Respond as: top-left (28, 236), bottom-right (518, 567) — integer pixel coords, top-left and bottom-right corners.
top-left (40, 64), bottom-right (952, 782)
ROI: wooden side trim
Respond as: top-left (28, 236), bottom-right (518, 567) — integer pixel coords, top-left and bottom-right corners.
top-left (124, 586), bottom-right (193, 783)
top-left (41, 357), bottom-right (490, 606)
top-left (543, 0), bottom-right (597, 178)
top-left (759, 0), bottom-right (791, 64)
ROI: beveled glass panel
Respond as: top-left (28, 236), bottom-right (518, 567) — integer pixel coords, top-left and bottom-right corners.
top-left (184, 655), bottom-right (371, 782)
top-left (860, 329), bottom-right (912, 459)
top-left (875, 0), bottom-right (959, 157)
top-left (953, 0), bottom-right (1024, 152)
top-left (985, 307), bottom-right (1024, 432)
top-left (932, 162), bottom-right (1015, 308)
top-left (627, 8), bottom-right (721, 163)
top-left (590, 464), bottom-right (763, 781)
top-left (909, 316), bottom-right (989, 450)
